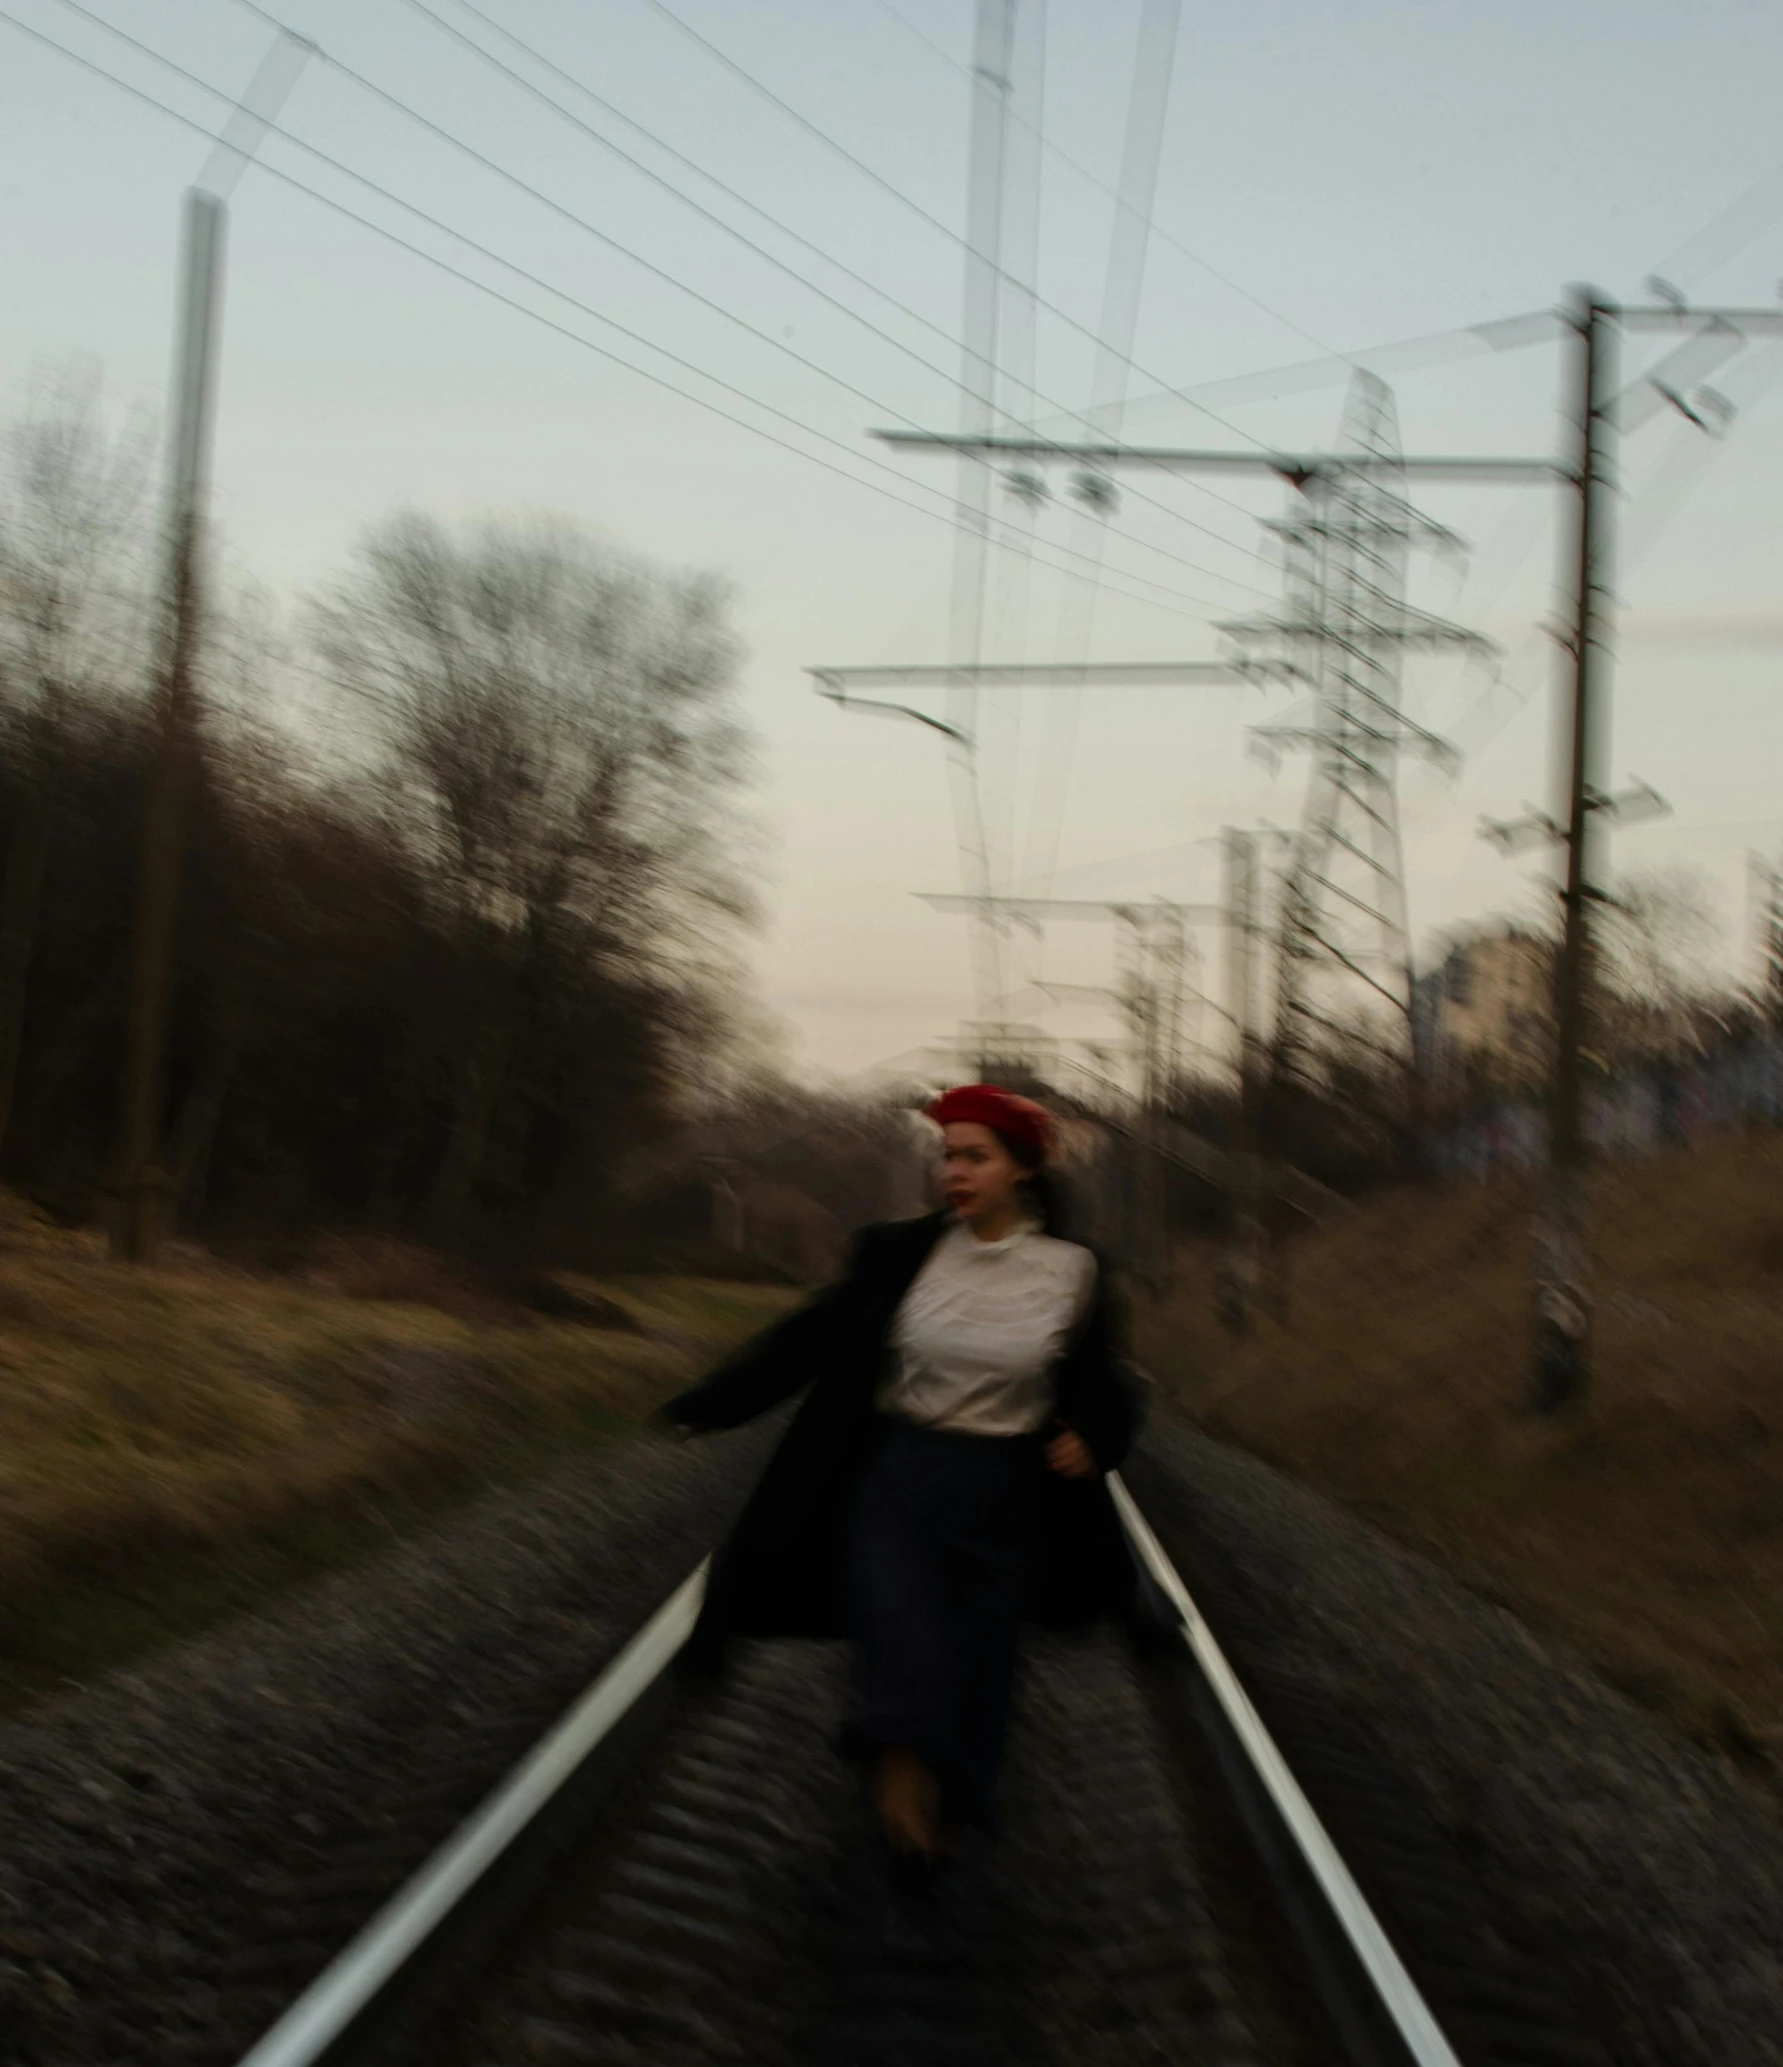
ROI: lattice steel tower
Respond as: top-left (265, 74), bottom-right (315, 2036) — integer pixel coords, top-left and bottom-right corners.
top-left (1221, 372), bottom-right (1490, 1076)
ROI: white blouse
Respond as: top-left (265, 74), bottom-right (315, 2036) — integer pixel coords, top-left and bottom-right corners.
top-left (878, 1219), bottom-right (1098, 1437)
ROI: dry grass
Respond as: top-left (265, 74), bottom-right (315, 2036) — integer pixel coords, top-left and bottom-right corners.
top-left (0, 1195), bottom-right (791, 1702)
top-left (1137, 1129), bottom-right (1783, 1760)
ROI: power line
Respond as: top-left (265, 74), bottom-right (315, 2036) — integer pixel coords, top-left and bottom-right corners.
top-left (632, 0), bottom-right (974, 251)
top-left (0, 6), bottom-right (1229, 628)
top-left (401, 0), bottom-right (988, 370)
top-left (1038, 307), bottom-right (1564, 441)
top-left (864, 0), bottom-right (1344, 364)
top-left (1651, 152), bottom-right (1783, 295)
top-left (46, 3), bottom-right (978, 518)
top-left (1450, 336), bottom-right (1783, 756)
top-left (625, 0), bottom-right (1281, 457)
top-left (68, 0), bottom-right (943, 441)
top-left (1020, 0), bottom-right (1184, 900)
top-left (383, 0), bottom-right (1283, 577)
top-left (278, 0), bottom-right (1269, 595)
top-left (36, 0), bottom-right (1248, 614)
top-left (109, 0), bottom-right (1266, 605)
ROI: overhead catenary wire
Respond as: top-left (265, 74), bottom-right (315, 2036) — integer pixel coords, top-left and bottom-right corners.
top-left (12, 11), bottom-right (1253, 629)
top-left (1447, 334), bottom-right (1783, 757)
top-left (1021, 0), bottom-right (1184, 902)
top-left (239, 0), bottom-right (1281, 598)
top-left (864, 0), bottom-right (1345, 366)
top-left (1619, 342), bottom-right (1783, 568)
top-left (66, 1), bottom-right (932, 432)
top-left (399, 0), bottom-right (1012, 388)
top-left (618, 0), bottom-right (1290, 460)
top-left (1650, 150), bottom-right (1783, 296)
top-left (1037, 308), bottom-right (1566, 441)
top-left (378, 0), bottom-right (1286, 575)
top-left (1447, 146), bottom-right (1783, 752)
top-left (933, 0), bottom-right (1012, 1027)
top-left (0, 7), bottom-right (1236, 629)
top-left (1079, 142), bottom-right (1783, 441)
top-left (54, 0), bottom-right (1266, 611)
top-left (972, 0), bottom-right (1047, 932)
top-left (1375, 142), bottom-right (1783, 767)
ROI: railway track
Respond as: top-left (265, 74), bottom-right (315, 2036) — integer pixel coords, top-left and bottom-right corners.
top-left (219, 1478), bottom-right (1482, 2067)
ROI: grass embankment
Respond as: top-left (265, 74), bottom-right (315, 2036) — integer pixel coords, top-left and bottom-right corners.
top-left (1137, 1129), bottom-right (1783, 1770)
top-left (0, 1198), bottom-right (792, 1712)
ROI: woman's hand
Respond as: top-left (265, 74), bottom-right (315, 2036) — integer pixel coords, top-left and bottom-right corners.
top-left (1045, 1425), bottom-right (1095, 1479)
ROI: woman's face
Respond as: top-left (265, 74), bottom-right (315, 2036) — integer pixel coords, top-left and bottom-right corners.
top-left (940, 1121), bottom-right (1025, 1223)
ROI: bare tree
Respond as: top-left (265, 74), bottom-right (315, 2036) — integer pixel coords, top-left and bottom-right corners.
top-left (0, 368), bottom-right (153, 1153)
top-left (311, 512), bottom-right (753, 1216)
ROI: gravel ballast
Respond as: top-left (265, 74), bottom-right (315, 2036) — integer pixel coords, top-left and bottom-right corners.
top-left (8, 1405), bottom-right (1783, 2067)
top-left (0, 1424), bottom-right (769, 2067)
top-left (1126, 1417), bottom-right (1783, 2067)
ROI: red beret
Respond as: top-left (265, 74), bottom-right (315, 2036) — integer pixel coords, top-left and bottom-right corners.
top-left (924, 1083), bottom-right (1053, 1162)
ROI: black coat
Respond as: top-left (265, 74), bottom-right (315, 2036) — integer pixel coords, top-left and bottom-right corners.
top-left (661, 1213), bottom-right (1145, 1662)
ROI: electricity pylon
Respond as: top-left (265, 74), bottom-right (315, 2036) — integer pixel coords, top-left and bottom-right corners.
top-left (1221, 373), bottom-right (1488, 1080)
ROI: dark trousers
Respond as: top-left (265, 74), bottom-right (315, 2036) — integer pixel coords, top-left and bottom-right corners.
top-left (844, 1418), bottom-right (1041, 1830)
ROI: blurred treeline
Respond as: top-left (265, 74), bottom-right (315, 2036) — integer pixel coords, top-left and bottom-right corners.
top-left (3, 370), bottom-right (1759, 1267)
top-left (0, 370), bottom-right (759, 1257)
top-left (600, 1083), bottom-right (929, 1280)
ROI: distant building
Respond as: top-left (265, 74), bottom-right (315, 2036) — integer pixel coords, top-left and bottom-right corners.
top-left (1414, 927), bottom-right (1554, 1089)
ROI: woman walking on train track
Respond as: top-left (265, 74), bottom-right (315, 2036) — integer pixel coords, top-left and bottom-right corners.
top-left (659, 1084), bottom-right (1144, 1866)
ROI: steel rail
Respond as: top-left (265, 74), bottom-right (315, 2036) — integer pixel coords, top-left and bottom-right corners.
top-left (232, 1562), bottom-right (708, 2067)
top-left (232, 1482), bottom-right (1461, 2067)
top-left (1109, 1474), bottom-right (1464, 2067)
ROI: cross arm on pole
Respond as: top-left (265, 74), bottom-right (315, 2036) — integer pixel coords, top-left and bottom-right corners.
top-left (871, 429), bottom-right (1571, 486)
top-left (1252, 718), bottom-right (1462, 777)
top-left (1479, 779), bottom-right (1670, 853)
top-left (1618, 306), bottom-right (1783, 335)
top-left (1217, 606), bottom-right (1495, 652)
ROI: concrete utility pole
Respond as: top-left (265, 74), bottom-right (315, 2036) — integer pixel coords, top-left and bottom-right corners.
top-left (1530, 291), bottom-right (1615, 1410)
top-left (104, 33), bottom-right (313, 1262)
top-left (108, 189), bottom-right (226, 1263)
top-left (1496, 291), bottom-right (1773, 1408)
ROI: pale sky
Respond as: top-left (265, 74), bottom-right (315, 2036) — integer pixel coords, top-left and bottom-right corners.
top-left (5, 0), bottom-right (1783, 1075)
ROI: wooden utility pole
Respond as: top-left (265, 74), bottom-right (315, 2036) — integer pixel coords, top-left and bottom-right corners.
top-left (107, 190), bottom-right (225, 1262)
top-left (1529, 290), bottom-right (1615, 1411)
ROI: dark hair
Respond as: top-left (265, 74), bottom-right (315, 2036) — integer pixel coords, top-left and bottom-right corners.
top-left (990, 1125), bottom-right (1071, 1238)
